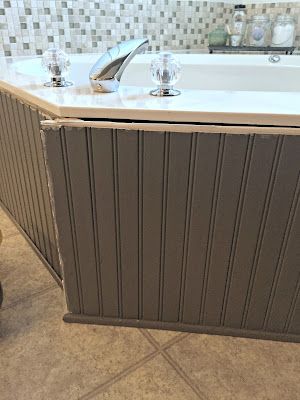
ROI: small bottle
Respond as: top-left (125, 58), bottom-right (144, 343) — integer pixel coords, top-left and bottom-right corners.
top-left (230, 4), bottom-right (247, 46)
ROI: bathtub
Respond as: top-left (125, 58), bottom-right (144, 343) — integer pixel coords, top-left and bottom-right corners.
top-left (2, 53), bottom-right (300, 125)
top-left (0, 52), bottom-right (300, 342)
top-left (11, 53), bottom-right (300, 92)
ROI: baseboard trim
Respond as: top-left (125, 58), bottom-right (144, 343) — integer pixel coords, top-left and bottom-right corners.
top-left (63, 313), bottom-right (300, 343)
top-left (0, 202), bottom-right (62, 288)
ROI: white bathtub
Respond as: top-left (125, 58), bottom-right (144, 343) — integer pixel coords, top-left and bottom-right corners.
top-left (11, 53), bottom-right (300, 92)
top-left (1, 52), bottom-right (300, 125)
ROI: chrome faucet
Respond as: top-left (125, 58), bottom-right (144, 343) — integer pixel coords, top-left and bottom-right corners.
top-left (89, 38), bottom-right (149, 93)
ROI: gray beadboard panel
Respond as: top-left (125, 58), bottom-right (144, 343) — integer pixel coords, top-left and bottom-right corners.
top-left (43, 128), bottom-right (80, 312)
top-left (3, 94), bottom-right (30, 235)
top-left (266, 196), bottom-right (300, 333)
top-left (0, 93), bottom-right (23, 225)
top-left (0, 96), bottom-right (15, 214)
top-left (161, 132), bottom-right (192, 322)
top-left (117, 130), bottom-right (139, 319)
top-left (0, 143), bottom-right (8, 206)
top-left (1, 93), bottom-right (25, 226)
top-left (0, 140), bottom-right (11, 213)
top-left (142, 131), bottom-right (165, 321)
top-left (23, 104), bottom-right (48, 256)
top-left (22, 102), bottom-right (50, 255)
top-left (25, 104), bottom-right (55, 264)
top-left (0, 119), bottom-right (9, 207)
top-left (21, 101), bottom-right (61, 277)
top-left (287, 279), bottom-right (300, 334)
top-left (86, 128), bottom-right (103, 317)
top-left (13, 99), bottom-right (37, 242)
top-left (0, 166), bottom-right (8, 209)
top-left (0, 91), bottom-right (61, 281)
top-left (64, 127), bottom-right (100, 316)
top-left (181, 132), bottom-right (220, 324)
top-left (245, 136), bottom-right (300, 331)
top-left (13, 96), bottom-right (40, 241)
top-left (16, 100), bottom-right (41, 247)
top-left (202, 134), bottom-right (249, 327)
top-left (9, 96), bottom-right (33, 238)
top-left (224, 134), bottom-right (278, 328)
top-left (90, 128), bottom-right (119, 318)
top-left (41, 124), bottom-right (300, 341)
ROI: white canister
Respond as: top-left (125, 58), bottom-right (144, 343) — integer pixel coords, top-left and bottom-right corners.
top-left (272, 15), bottom-right (295, 47)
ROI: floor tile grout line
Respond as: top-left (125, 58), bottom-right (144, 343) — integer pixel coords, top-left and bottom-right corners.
top-left (81, 331), bottom-right (194, 400)
top-left (162, 332), bottom-right (191, 350)
top-left (141, 330), bottom-right (205, 400)
top-left (140, 328), bottom-right (190, 351)
top-left (0, 283), bottom-right (58, 312)
top-left (163, 351), bottom-right (206, 400)
top-left (79, 350), bottom-right (159, 400)
top-left (140, 328), bottom-right (162, 347)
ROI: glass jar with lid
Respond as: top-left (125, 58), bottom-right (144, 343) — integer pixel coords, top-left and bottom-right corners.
top-left (271, 15), bottom-right (295, 47)
top-left (247, 15), bottom-right (272, 47)
top-left (230, 4), bottom-right (247, 46)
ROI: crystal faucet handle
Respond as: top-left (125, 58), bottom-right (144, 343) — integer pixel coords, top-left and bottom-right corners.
top-left (150, 52), bottom-right (181, 96)
top-left (42, 48), bottom-right (72, 87)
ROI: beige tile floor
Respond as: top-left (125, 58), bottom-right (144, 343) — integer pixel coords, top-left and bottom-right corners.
top-left (0, 207), bottom-right (300, 400)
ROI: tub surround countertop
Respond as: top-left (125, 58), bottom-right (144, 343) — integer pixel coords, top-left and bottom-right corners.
top-left (1, 53), bottom-right (300, 127)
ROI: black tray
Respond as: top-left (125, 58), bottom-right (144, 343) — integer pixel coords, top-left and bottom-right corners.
top-left (208, 46), bottom-right (295, 55)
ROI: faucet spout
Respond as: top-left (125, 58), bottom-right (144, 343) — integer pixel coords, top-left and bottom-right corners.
top-left (89, 38), bottom-right (149, 93)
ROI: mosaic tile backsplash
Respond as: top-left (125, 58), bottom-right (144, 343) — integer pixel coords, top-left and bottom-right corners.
top-left (0, 1), bottom-right (300, 57)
